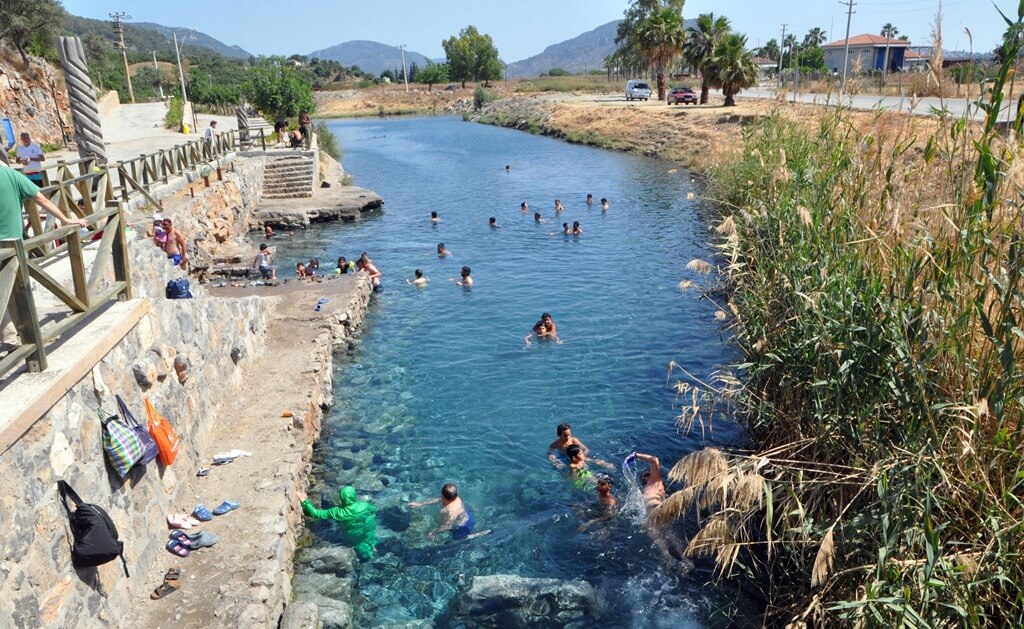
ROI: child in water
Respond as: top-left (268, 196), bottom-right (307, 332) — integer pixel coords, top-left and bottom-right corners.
top-left (489, 217), bottom-right (499, 228)
top-left (296, 262), bottom-right (307, 279)
top-left (406, 269), bottom-right (429, 287)
top-left (431, 211), bottom-right (440, 224)
top-left (437, 243), bottom-right (452, 258)
top-left (525, 312), bottom-right (560, 345)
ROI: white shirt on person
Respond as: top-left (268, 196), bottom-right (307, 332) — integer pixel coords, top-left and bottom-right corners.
top-left (16, 143), bottom-right (44, 174)
top-left (204, 126), bottom-right (217, 141)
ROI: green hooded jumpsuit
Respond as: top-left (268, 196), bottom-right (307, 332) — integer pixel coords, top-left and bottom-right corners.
top-left (301, 486), bottom-right (378, 559)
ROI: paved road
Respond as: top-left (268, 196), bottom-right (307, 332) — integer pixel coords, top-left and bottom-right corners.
top-left (737, 86), bottom-right (1006, 122)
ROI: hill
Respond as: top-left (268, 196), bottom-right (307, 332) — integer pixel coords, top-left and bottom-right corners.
top-left (309, 41), bottom-right (431, 76)
top-left (507, 19), bottom-right (696, 78)
top-left (63, 15), bottom-right (251, 60)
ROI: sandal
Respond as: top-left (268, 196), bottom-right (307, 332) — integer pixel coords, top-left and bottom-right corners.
top-left (150, 567), bottom-right (181, 600)
top-left (212, 500), bottom-right (240, 516)
top-left (192, 504), bottom-right (213, 522)
top-left (165, 538), bottom-right (190, 557)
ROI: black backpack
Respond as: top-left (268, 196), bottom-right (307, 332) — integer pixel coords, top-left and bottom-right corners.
top-left (165, 278), bottom-right (193, 299)
top-left (57, 480), bottom-right (129, 576)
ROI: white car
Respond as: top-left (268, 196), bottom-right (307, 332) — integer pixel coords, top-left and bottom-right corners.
top-left (625, 80), bottom-right (652, 101)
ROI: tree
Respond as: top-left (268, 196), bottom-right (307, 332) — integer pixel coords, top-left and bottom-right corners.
top-left (418, 62), bottom-right (450, 91)
top-left (881, 23), bottom-right (899, 74)
top-left (442, 26), bottom-right (504, 87)
top-left (0, 0), bottom-right (65, 67)
top-left (804, 27), bottom-right (827, 47)
top-left (636, 7), bottom-right (686, 100)
top-left (706, 33), bottom-right (758, 106)
top-left (243, 57), bottom-right (315, 119)
top-left (613, 0), bottom-right (685, 79)
top-left (684, 13), bottom-right (731, 104)
top-left (760, 38), bottom-right (780, 62)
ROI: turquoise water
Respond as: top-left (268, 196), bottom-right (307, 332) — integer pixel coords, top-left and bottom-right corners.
top-left (284, 117), bottom-right (747, 626)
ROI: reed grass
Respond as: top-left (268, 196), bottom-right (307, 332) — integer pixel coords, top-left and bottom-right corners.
top-left (657, 7), bottom-right (1024, 626)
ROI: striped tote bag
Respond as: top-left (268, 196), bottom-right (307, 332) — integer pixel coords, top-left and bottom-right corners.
top-left (99, 408), bottom-right (146, 478)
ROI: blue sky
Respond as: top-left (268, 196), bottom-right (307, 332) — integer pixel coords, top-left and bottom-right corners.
top-left (62, 0), bottom-right (1011, 61)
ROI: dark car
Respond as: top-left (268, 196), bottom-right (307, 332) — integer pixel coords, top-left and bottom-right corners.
top-left (667, 87), bottom-right (698, 105)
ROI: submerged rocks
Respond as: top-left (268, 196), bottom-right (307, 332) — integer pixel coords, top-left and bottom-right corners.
top-left (443, 575), bottom-right (599, 628)
top-left (295, 545), bottom-right (356, 576)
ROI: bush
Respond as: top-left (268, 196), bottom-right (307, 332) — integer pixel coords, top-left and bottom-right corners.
top-left (547, 67), bottom-right (571, 76)
top-left (315, 121), bottom-right (340, 159)
top-left (473, 86), bottom-right (496, 110)
top-left (165, 96), bottom-right (184, 130)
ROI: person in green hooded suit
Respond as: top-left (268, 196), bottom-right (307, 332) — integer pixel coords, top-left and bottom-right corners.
top-left (298, 486), bottom-right (378, 560)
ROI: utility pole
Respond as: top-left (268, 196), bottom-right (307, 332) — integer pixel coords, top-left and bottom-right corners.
top-left (397, 44), bottom-right (409, 92)
top-left (777, 24), bottom-right (787, 90)
top-left (791, 40), bottom-right (799, 102)
top-left (964, 27), bottom-right (973, 99)
top-left (839, 0), bottom-right (856, 97)
top-left (173, 32), bottom-right (190, 130)
top-left (110, 12), bottom-right (135, 103)
top-left (152, 51), bottom-right (164, 99)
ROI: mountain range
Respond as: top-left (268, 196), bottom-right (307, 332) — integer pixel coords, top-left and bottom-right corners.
top-left (134, 23), bottom-right (251, 59)
top-left (309, 41), bottom-right (432, 75)
top-left (63, 15), bottom-right (251, 60)
top-left (506, 20), bottom-right (621, 78)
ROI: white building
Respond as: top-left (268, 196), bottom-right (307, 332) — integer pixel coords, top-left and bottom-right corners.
top-left (823, 34), bottom-right (911, 75)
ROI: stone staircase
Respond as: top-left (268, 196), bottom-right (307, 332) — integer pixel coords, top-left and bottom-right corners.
top-left (262, 156), bottom-right (316, 200)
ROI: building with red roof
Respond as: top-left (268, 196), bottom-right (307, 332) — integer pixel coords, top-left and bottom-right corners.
top-left (822, 34), bottom-right (911, 75)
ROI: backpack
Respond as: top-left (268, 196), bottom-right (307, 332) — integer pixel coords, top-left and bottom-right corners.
top-left (116, 395), bottom-right (158, 466)
top-left (99, 408), bottom-right (146, 479)
top-left (165, 278), bottom-right (193, 299)
top-left (57, 480), bottom-right (129, 576)
top-left (144, 398), bottom-right (180, 466)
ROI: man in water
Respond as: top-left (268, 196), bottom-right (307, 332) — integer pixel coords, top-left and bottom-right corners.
top-left (525, 312), bottom-right (559, 345)
top-left (431, 211), bottom-right (440, 224)
top-left (520, 201), bottom-right (529, 214)
top-left (489, 217), bottom-right (499, 228)
top-left (357, 256), bottom-right (382, 291)
top-left (601, 197), bottom-right (609, 212)
top-left (586, 193), bottom-right (594, 206)
top-left (630, 452), bottom-right (666, 509)
top-left (577, 474), bottom-right (618, 532)
top-left (547, 423), bottom-right (589, 469)
top-left (409, 483), bottom-right (490, 541)
top-left (406, 268), bottom-right (429, 287)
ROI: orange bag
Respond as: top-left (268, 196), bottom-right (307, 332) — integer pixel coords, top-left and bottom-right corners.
top-left (144, 398), bottom-right (180, 466)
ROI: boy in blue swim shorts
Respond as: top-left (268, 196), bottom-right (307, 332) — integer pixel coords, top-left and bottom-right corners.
top-left (409, 483), bottom-right (491, 541)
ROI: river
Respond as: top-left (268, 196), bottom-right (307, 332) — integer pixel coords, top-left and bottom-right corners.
top-left (281, 116), bottom-right (746, 626)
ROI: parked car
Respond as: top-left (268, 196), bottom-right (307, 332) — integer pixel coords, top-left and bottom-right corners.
top-left (667, 87), bottom-right (698, 105)
top-left (625, 80), bottom-right (652, 101)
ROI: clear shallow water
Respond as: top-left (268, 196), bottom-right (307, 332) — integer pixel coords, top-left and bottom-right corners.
top-left (284, 117), bottom-right (747, 626)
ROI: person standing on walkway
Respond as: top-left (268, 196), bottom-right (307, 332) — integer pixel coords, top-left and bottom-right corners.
top-left (203, 120), bottom-right (218, 145)
top-left (0, 167), bottom-right (87, 347)
top-left (15, 133), bottom-right (45, 185)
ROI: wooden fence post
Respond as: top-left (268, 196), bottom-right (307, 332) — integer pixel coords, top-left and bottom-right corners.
top-left (6, 239), bottom-right (46, 372)
top-left (111, 202), bottom-right (132, 300)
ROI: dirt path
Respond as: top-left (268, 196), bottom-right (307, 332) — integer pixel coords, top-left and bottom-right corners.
top-left (124, 275), bottom-right (370, 628)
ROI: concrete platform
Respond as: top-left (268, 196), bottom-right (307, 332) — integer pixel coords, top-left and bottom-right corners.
top-left (253, 185), bottom-right (383, 229)
top-left (0, 299), bottom-right (148, 453)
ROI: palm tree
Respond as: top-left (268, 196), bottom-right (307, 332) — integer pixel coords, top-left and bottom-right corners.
top-left (636, 7), bottom-right (687, 101)
top-left (706, 33), bottom-right (759, 106)
top-left (683, 13), bottom-right (731, 104)
top-left (804, 27), bottom-right (827, 47)
top-left (880, 23), bottom-right (899, 75)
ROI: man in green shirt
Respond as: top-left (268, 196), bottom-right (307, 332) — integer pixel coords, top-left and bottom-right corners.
top-left (1, 167), bottom-right (88, 346)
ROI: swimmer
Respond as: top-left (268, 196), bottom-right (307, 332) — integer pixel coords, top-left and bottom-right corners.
top-left (525, 312), bottom-right (560, 346)
top-left (437, 243), bottom-right (452, 258)
top-left (630, 452), bottom-right (666, 509)
top-left (264, 224), bottom-right (275, 239)
top-left (335, 256), bottom-right (353, 274)
top-left (586, 193), bottom-right (594, 206)
top-left (520, 201), bottom-right (529, 214)
top-left (601, 197), bottom-right (609, 211)
top-left (431, 211), bottom-right (440, 224)
top-left (534, 212), bottom-right (545, 224)
top-left (554, 199), bottom-right (564, 213)
top-left (572, 221), bottom-right (582, 235)
top-left (566, 444), bottom-right (595, 489)
top-left (577, 474), bottom-right (618, 532)
top-left (561, 222), bottom-right (572, 235)
top-left (408, 483), bottom-right (491, 541)
top-left (406, 268), bottom-right (429, 287)
top-left (547, 423), bottom-right (589, 469)
top-left (505, 164), bottom-right (511, 172)
top-left (449, 265), bottom-right (473, 287)
top-left (489, 216), bottom-right (500, 228)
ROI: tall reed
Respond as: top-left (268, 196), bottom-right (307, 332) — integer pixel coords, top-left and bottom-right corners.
top-left (659, 6), bottom-right (1024, 626)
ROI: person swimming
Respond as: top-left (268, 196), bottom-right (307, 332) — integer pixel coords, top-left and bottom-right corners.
top-left (534, 212), bottom-right (544, 224)
top-left (566, 444), bottom-right (595, 489)
top-left (547, 422), bottom-right (588, 469)
top-left (489, 216), bottom-right (499, 228)
top-left (431, 211), bottom-right (440, 224)
top-left (453, 265), bottom-right (473, 287)
top-left (586, 193), bottom-right (594, 206)
top-left (406, 268), bottom-right (429, 287)
top-left (336, 256), bottom-right (352, 274)
top-left (572, 221), bottom-right (582, 235)
top-left (554, 199), bottom-right (564, 214)
top-left (437, 243), bottom-right (452, 258)
top-left (520, 201), bottom-right (529, 214)
top-left (525, 312), bottom-right (559, 345)
top-left (628, 452), bottom-right (666, 509)
top-left (408, 483), bottom-right (490, 541)
top-left (356, 257), bottom-right (382, 291)
top-left (601, 197), bottom-right (609, 211)
top-left (561, 222), bottom-right (572, 235)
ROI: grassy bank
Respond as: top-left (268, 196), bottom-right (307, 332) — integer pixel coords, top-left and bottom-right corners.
top-left (657, 18), bottom-right (1024, 626)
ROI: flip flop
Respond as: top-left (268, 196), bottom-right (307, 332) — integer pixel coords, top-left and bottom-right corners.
top-left (168, 530), bottom-right (192, 543)
top-left (314, 303), bottom-right (322, 311)
top-left (165, 539), bottom-right (190, 557)
top-left (192, 504), bottom-right (213, 522)
top-left (189, 531), bottom-right (220, 549)
top-left (196, 467), bottom-right (210, 477)
top-left (150, 568), bottom-right (181, 599)
top-left (167, 513), bottom-right (194, 529)
top-left (317, 297), bottom-right (330, 304)
top-left (212, 500), bottom-right (240, 516)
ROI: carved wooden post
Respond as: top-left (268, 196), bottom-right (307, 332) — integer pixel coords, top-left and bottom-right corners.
top-left (57, 36), bottom-right (107, 164)
top-left (237, 106), bottom-right (251, 150)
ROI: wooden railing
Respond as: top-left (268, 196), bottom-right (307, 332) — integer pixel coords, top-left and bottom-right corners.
top-left (0, 202), bottom-right (131, 377)
top-left (1, 126), bottom-right (270, 379)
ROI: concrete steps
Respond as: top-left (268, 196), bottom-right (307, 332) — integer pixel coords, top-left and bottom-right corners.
top-left (262, 156), bottom-right (316, 200)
